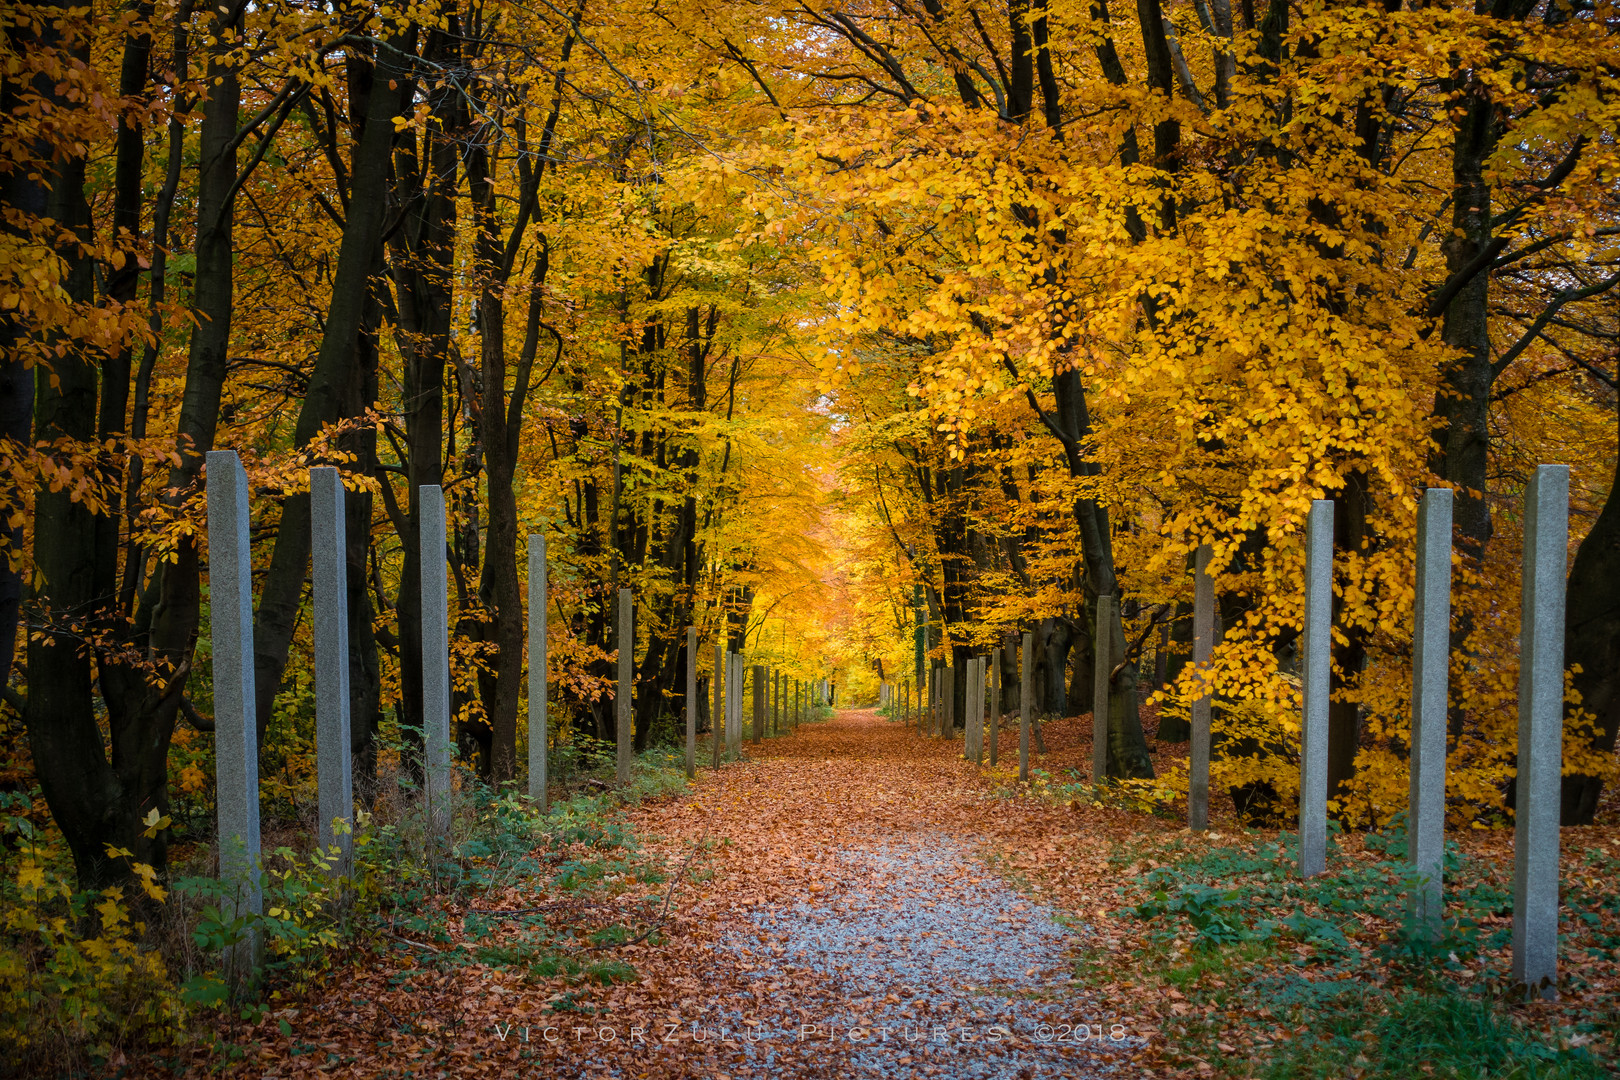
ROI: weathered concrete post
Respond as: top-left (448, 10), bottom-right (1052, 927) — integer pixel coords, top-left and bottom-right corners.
top-left (528, 533), bottom-right (548, 807)
top-left (1409, 490), bottom-right (1452, 931)
top-left (723, 653), bottom-right (733, 755)
top-left (943, 664), bottom-right (956, 739)
top-left (971, 658), bottom-right (986, 764)
top-left (1019, 633), bottom-right (1032, 782)
top-left (616, 588), bottom-right (633, 785)
top-left (989, 648), bottom-right (1001, 766)
top-left (420, 485), bottom-right (452, 844)
top-left (685, 627), bottom-right (698, 779)
top-left (963, 661), bottom-right (976, 759)
top-left (310, 467), bottom-right (352, 876)
top-left (207, 450), bottom-right (263, 977)
top-left (713, 644), bottom-right (724, 768)
top-left (1092, 595), bottom-right (1113, 783)
top-left (1299, 499), bottom-right (1334, 879)
top-left (775, 668), bottom-right (782, 736)
top-left (731, 658), bottom-right (737, 742)
top-left (1513, 464), bottom-right (1569, 999)
top-left (1190, 544), bottom-right (1215, 832)
top-left (752, 664), bottom-right (765, 743)
top-left (728, 654), bottom-right (742, 757)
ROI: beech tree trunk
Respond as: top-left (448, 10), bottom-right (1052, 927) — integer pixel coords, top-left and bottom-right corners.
top-left (1563, 387), bottom-right (1620, 824)
top-left (248, 32), bottom-right (414, 749)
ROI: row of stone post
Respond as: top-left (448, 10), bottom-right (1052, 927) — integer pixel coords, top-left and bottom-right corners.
top-left (900, 469), bottom-right (1567, 997)
top-left (207, 457), bottom-right (564, 980)
top-left (1176, 467), bottom-right (1567, 998)
top-left (209, 452), bottom-right (838, 981)
top-left (699, 650), bottom-right (809, 765)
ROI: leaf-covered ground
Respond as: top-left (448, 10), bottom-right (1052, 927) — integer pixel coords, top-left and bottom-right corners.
top-left (154, 708), bottom-right (1619, 1078)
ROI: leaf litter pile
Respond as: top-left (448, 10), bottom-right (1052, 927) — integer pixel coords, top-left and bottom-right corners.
top-left (159, 707), bottom-right (1620, 1078)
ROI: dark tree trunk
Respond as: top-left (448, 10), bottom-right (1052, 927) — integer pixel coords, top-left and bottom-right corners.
top-left (1429, 79), bottom-right (1498, 565)
top-left (26, 86), bottom-right (106, 885)
top-left (1048, 366), bottom-right (1155, 778)
top-left (27, 0), bottom-right (245, 888)
top-left (343, 278), bottom-right (384, 801)
top-left (1035, 617), bottom-right (1073, 717)
top-left (384, 28), bottom-right (459, 780)
top-left (249, 32), bottom-right (415, 750)
top-left (1563, 388), bottom-right (1620, 824)
top-left (1067, 615), bottom-right (1095, 721)
top-left (0, 3), bottom-right (52, 688)
top-left (1156, 597), bottom-right (1193, 741)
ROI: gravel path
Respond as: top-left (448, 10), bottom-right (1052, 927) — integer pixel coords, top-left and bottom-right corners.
top-left (713, 836), bottom-right (1133, 1078)
top-left (632, 708), bottom-right (1148, 1078)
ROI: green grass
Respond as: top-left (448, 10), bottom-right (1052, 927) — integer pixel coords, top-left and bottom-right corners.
top-left (1255, 982), bottom-right (1603, 1079)
top-left (1124, 822), bottom-right (1615, 1078)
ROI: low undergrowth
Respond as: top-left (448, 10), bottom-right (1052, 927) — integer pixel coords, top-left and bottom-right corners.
top-left (1117, 823), bottom-right (1618, 1078)
top-left (0, 748), bottom-right (692, 1078)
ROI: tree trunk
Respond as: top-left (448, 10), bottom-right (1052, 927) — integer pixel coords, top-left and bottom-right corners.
top-left (1429, 78), bottom-right (1497, 564)
top-left (1035, 616), bottom-right (1073, 717)
top-left (26, 83), bottom-right (108, 885)
top-left (384, 34), bottom-right (459, 779)
top-left (1049, 366), bottom-right (1155, 777)
top-left (26, 0), bottom-right (245, 888)
top-left (1563, 387), bottom-right (1620, 824)
top-left (1155, 598), bottom-right (1193, 741)
top-left (249, 32), bottom-right (415, 749)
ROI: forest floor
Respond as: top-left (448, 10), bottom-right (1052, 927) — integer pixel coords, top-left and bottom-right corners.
top-left (156, 708), bottom-right (1620, 1080)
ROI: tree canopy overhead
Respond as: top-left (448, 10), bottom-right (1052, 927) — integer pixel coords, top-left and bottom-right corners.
top-left (1, 0), bottom-right (1616, 895)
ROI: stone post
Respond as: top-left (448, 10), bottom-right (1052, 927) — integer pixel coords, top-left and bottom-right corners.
top-left (616, 588), bottom-right (632, 785)
top-left (685, 627), bottom-right (698, 779)
top-left (963, 661), bottom-right (975, 759)
top-left (311, 467), bottom-right (352, 876)
top-left (207, 450), bottom-right (263, 978)
top-left (1190, 544), bottom-right (1215, 831)
top-left (712, 644), bottom-right (724, 768)
top-left (528, 533), bottom-right (548, 806)
top-left (971, 658), bottom-right (986, 763)
top-left (990, 648), bottom-right (1001, 766)
top-left (420, 485), bottom-right (452, 844)
top-left (752, 664), bottom-right (765, 743)
top-left (1093, 595), bottom-right (1112, 783)
top-left (914, 583), bottom-right (926, 705)
top-left (1299, 499), bottom-right (1334, 878)
top-left (728, 654), bottom-right (742, 756)
top-left (943, 664), bottom-right (955, 739)
top-left (1019, 633), bottom-right (1032, 782)
top-left (1409, 490), bottom-right (1452, 931)
top-left (1513, 465), bottom-right (1569, 998)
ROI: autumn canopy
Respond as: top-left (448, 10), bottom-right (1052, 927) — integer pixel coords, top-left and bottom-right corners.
top-left (1, 0), bottom-right (1616, 899)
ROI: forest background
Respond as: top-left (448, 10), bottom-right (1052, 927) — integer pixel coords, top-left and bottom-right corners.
top-left (0, 0), bottom-right (1617, 1066)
